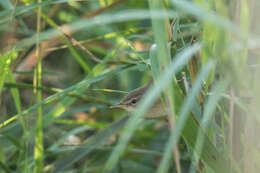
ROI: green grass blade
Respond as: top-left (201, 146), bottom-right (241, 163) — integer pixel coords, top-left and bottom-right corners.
top-left (171, 0), bottom-right (246, 38)
top-left (0, 65), bottom-right (127, 129)
top-left (0, 0), bottom-right (13, 9)
top-left (148, 1), bottom-right (180, 172)
top-left (16, 10), bottom-right (178, 49)
top-left (52, 115), bottom-right (129, 172)
top-left (7, 71), bottom-right (29, 172)
top-left (40, 12), bottom-right (91, 72)
top-left (0, 51), bottom-right (16, 94)
top-left (149, 0), bottom-right (170, 79)
top-left (190, 77), bottom-right (231, 173)
top-left (0, 161), bottom-right (12, 173)
top-left (157, 61), bottom-right (215, 173)
top-left (0, 0), bottom-right (78, 20)
top-left (48, 126), bottom-right (90, 151)
top-left (41, 48), bottom-right (118, 128)
top-left (103, 43), bottom-right (201, 173)
top-left (34, 2), bottom-right (44, 172)
top-left (7, 71), bottom-right (24, 127)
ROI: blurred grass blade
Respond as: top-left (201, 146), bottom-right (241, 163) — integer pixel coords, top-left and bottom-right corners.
top-left (51, 27), bottom-right (149, 52)
top-left (0, 0), bottom-right (13, 9)
top-left (34, 2), bottom-right (44, 171)
top-left (3, 135), bottom-right (23, 150)
top-left (157, 61), bottom-right (215, 173)
top-left (171, 0), bottom-right (245, 38)
top-left (48, 126), bottom-right (90, 151)
top-left (148, 1), bottom-right (180, 172)
top-left (0, 0), bottom-right (255, 172)
top-left (39, 11), bottom-right (91, 72)
top-left (7, 71), bottom-right (29, 172)
top-left (0, 0), bottom-right (78, 21)
top-left (190, 77), bottom-right (231, 173)
top-left (0, 51), bottom-right (17, 94)
top-left (41, 48), bottom-right (118, 127)
top-left (7, 71), bottom-right (25, 127)
top-left (16, 9), bottom-right (178, 49)
top-left (198, 0), bottom-right (217, 86)
top-left (103, 43), bottom-right (201, 173)
top-left (0, 161), bottom-right (12, 173)
top-left (149, 0), bottom-right (171, 80)
top-left (0, 65), bottom-right (127, 129)
top-left (52, 115), bottom-right (129, 172)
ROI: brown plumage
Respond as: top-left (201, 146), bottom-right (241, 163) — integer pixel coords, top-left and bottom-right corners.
top-left (111, 80), bottom-right (167, 118)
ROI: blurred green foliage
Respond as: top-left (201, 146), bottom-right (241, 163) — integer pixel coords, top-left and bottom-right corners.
top-left (0, 0), bottom-right (259, 173)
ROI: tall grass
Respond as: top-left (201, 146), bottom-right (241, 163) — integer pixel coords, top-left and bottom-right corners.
top-left (0, 0), bottom-right (259, 173)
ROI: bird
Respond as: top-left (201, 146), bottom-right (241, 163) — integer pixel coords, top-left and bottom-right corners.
top-left (111, 80), bottom-right (168, 118)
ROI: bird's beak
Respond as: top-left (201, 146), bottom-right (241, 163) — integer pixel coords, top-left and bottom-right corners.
top-left (110, 103), bottom-right (123, 109)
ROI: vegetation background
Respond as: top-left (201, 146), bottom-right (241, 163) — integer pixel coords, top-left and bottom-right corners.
top-left (0, 0), bottom-right (260, 173)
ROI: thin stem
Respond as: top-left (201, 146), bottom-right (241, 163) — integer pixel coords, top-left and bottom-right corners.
top-left (4, 82), bottom-right (112, 106)
top-left (34, 0), bottom-right (44, 172)
top-left (229, 89), bottom-right (234, 173)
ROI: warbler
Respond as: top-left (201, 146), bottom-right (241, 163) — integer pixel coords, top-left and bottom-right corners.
top-left (111, 81), bottom-right (167, 118)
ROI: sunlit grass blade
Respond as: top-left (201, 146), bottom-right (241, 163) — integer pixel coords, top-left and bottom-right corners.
top-left (0, 65), bottom-right (127, 129)
top-left (50, 27), bottom-right (149, 52)
top-left (4, 82), bottom-right (111, 105)
top-left (33, 2), bottom-right (44, 171)
top-left (0, 0), bottom-right (77, 22)
top-left (0, 51), bottom-right (17, 94)
top-left (103, 43), bottom-right (201, 173)
top-left (40, 47), bottom-right (119, 127)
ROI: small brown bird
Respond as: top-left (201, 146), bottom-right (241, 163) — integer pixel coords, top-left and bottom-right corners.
top-left (111, 81), bottom-right (167, 118)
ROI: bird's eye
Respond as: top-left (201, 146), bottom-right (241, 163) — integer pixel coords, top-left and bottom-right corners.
top-left (131, 98), bottom-right (137, 104)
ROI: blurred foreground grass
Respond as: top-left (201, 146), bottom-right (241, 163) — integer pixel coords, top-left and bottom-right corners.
top-left (0, 0), bottom-right (260, 173)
